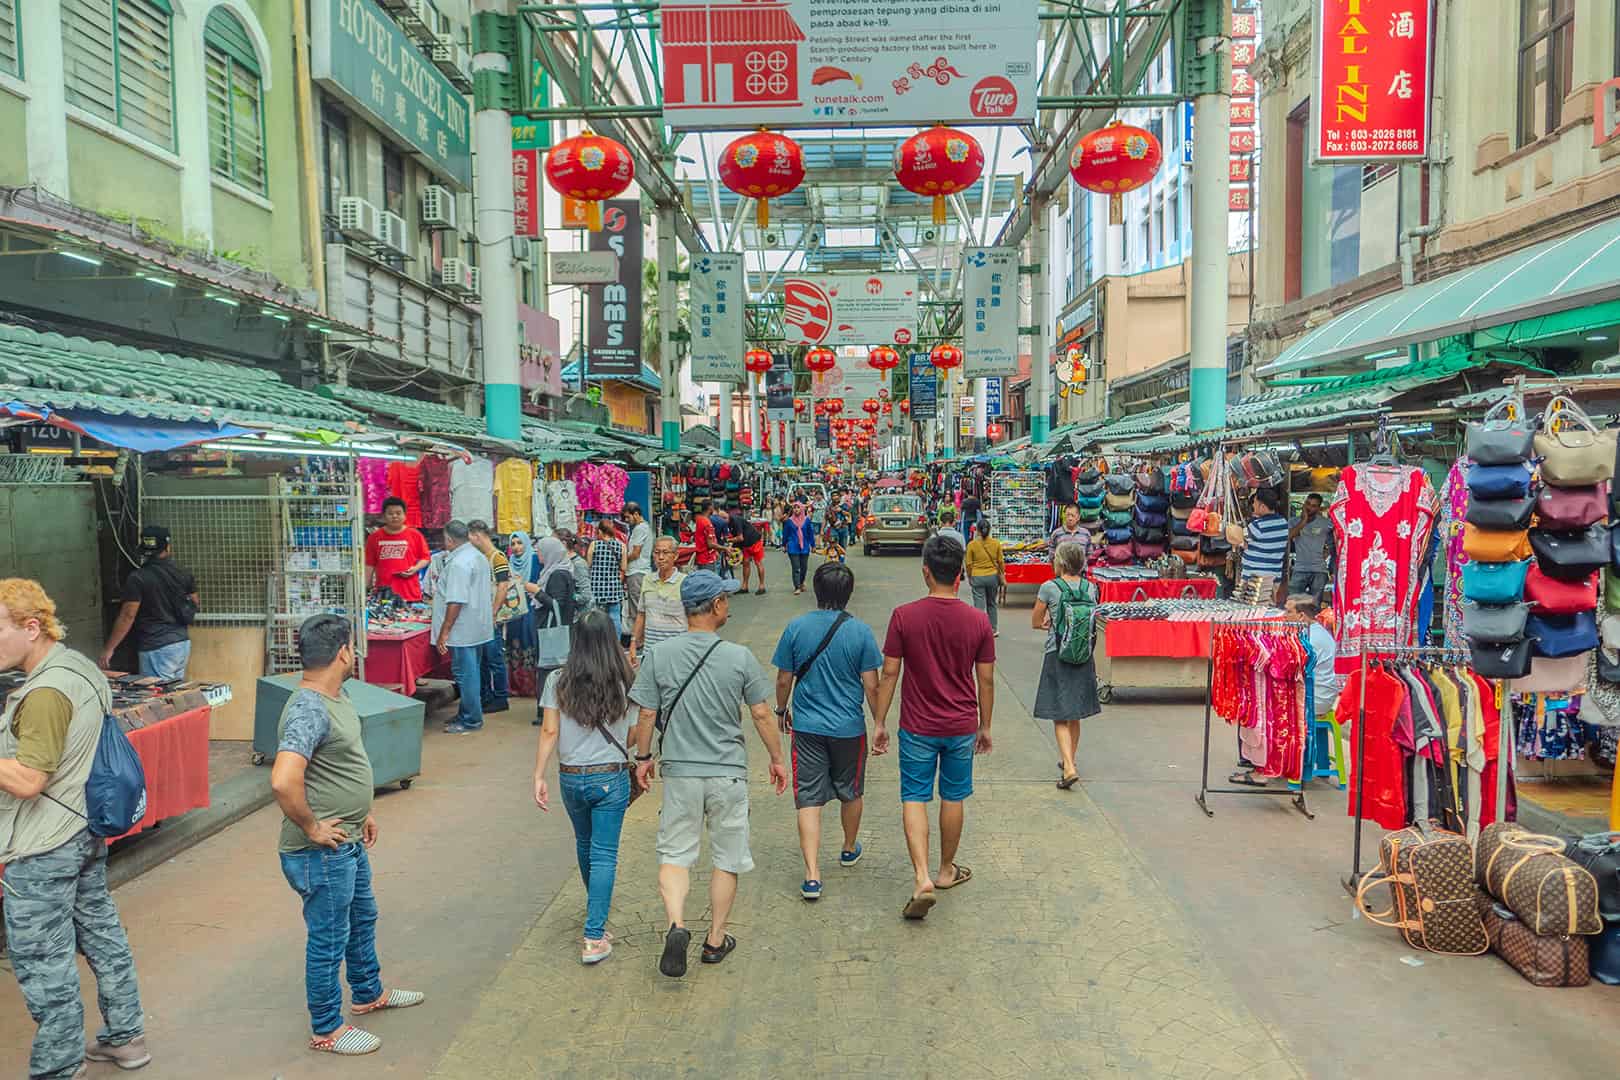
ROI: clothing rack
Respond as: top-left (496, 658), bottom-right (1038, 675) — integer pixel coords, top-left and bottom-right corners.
top-left (1195, 617), bottom-right (1314, 820)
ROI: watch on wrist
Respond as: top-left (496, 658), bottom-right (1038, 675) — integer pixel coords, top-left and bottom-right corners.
top-left (635, 753), bottom-right (653, 762)
top-left (774, 706), bottom-right (789, 716)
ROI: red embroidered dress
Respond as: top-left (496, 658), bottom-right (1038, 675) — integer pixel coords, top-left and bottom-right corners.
top-left (1329, 464), bottom-right (1438, 675)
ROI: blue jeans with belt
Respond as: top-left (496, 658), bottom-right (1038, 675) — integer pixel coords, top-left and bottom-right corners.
top-left (448, 644), bottom-right (484, 729)
top-left (279, 842), bottom-right (384, 1036)
top-left (559, 770), bottom-right (631, 941)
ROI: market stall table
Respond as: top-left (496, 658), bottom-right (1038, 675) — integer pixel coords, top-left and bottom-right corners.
top-left (1089, 576), bottom-right (1219, 604)
top-left (365, 625), bottom-right (438, 696)
top-left (1095, 617), bottom-right (1224, 703)
top-left (117, 704), bottom-right (212, 840)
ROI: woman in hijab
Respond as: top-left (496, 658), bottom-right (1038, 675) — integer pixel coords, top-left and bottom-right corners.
top-left (523, 536), bottom-right (578, 725)
top-left (504, 531), bottom-right (543, 697)
top-left (782, 500), bottom-right (816, 596)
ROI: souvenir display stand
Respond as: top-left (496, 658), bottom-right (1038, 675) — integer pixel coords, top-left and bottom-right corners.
top-left (988, 469), bottom-right (1054, 584)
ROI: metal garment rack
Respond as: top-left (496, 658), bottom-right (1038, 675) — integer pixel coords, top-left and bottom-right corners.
top-left (1196, 617), bottom-right (1314, 820)
top-left (1339, 643), bottom-right (1506, 896)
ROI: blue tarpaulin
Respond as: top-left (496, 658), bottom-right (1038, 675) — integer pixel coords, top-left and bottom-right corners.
top-left (2, 403), bottom-right (255, 452)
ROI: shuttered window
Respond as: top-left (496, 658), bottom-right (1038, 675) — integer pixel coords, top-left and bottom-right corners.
top-left (204, 8), bottom-right (265, 192)
top-left (0, 1), bottom-right (20, 78)
top-left (62, 0), bottom-right (174, 149)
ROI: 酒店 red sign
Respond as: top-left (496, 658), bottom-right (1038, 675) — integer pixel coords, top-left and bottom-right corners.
top-left (1313, 0), bottom-right (1434, 162)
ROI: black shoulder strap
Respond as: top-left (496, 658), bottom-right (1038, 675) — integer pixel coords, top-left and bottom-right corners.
top-left (655, 639), bottom-right (724, 754)
top-left (596, 718), bottom-right (632, 764)
top-left (794, 611), bottom-right (852, 683)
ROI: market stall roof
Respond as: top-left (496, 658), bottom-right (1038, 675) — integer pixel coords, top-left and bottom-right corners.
top-left (320, 383), bottom-right (491, 441)
top-left (558, 361), bottom-right (661, 392)
top-left (1077, 403), bottom-right (1190, 450)
top-left (1259, 217), bottom-right (1620, 376)
top-left (0, 323), bottom-right (365, 435)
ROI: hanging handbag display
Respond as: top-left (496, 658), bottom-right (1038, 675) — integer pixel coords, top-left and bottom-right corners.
top-left (1104, 491), bottom-right (1137, 511)
top-left (1466, 401), bottom-right (1537, 465)
top-left (1104, 474), bottom-right (1137, 496)
top-left (1462, 524), bottom-right (1532, 563)
top-left (1170, 490), bottom-right (1199, 509)
top-left (1103, 508), bottom-right (1134, 528)
top-left (1134, 467), bottom-right (1164, 494)
top-left (1171, 534), bottom-right (1199, 551)
top-left (1536, 482), bottom-right (1609, 530)
top-left (1471, 639), bottom-right (1534, 679)
top-left (1464, 494), bottom-right (1536, 530)
top-left (1132, 540), bottom-right (1167, 559)
top-left (1467, 463), bottom-right (1534, 500)
top-left (1104, 543), bottom-right (1133, 563)
top-left (1525, 564), bottom-right (1598, 615)
top-left (1461, 559), bottom-right (1530, 603)
top-left (1131, 524), bottom-right (1167, 545)
top-left (1077, 466), bottom-right (1102, 486)
top-left (1530, 524), bottom-right (1611, 580)
top-left (1527, 611), bottom-right (1599, 658)
top-left (1477, 823), bottom-right (1605, 937)
top-left (1460, 600), bottom-right (1531, 644)
top-left (1170, 515), bottom-right (1193, 537)
top-left (1133, 507), bottom-right (1168, 528)
top-left (1104, 526), bottom-right (1133, 545)
top-left (1534, 397), bottom-right (1618, 486)
top-left (1077, 481), bottom-right (1105, 500)
top-left (1135, 492), bottom-right (1169, 515)
top-left (1510, 652), bottom-right (1591, 694)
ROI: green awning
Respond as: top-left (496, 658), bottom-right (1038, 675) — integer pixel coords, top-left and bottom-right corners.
top-left (1259, 217), bottom-right (1620, 376)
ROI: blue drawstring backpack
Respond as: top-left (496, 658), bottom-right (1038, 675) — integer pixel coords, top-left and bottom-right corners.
top-left (41, 669), bottom-right (148, 837)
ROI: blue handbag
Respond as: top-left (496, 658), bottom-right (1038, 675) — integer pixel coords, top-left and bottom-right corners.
top-left (1528, 611), bottom-right (1600, 658)
top-left (1467, 463), bottom-right (1533, 499)
top-left (1133, 507), bottom-right (1168, 528)
top-left (1136, 492), bottom-right (1170, 514)
top-left (1104, 526), bottom-right (1133, 545)
top-left (1462, 559), bottom-right (1530, 603)
top-left (1077, 493), bottom-right (1104, 510)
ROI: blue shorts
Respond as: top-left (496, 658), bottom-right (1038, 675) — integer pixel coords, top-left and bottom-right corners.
top-left (898, 729), bottom-right (976, 803)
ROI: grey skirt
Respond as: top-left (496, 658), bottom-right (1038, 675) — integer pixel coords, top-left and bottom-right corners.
top-left (1033, 651), bottom-right (1101, 722)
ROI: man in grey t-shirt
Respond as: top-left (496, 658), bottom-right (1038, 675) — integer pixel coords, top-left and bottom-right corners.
top-left (428, 520), bottom-right (494, 734)
top-left (622, 503), bottom-right (654, 644)
top-left (1287, 494), bottom-right (1334, 601)
top-left (630, 570), bottom-right (787, 979)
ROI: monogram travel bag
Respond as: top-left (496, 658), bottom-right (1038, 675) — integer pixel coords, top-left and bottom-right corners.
top-left (1355, 821), bottom-right (1488, 955)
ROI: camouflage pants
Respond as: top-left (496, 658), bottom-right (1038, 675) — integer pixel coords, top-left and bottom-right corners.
top-left (4, 830), bottom-right (143, 1079)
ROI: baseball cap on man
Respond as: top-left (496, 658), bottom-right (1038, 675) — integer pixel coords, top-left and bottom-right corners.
top-left (139, 525), bottom-right (171, 556)
top-left (680, 569), bottom-right (741, 607)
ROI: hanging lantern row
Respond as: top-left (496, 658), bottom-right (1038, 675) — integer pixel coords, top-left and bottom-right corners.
top-left (861, 398), bottom-right (880, 416)
top-left (867, 345), bottom-right (901, 372)
top-left (930, 342), bottom-right (963, 370)
top-left (794, 398), bottom-right (807, 415)
top-left (894, 124), bottom-right (985, 226)
top-left (744, 347), bottom-right (774, 375)
top-left (1069, 120), bottom-right (1164, 224)
top-left (543, 131), bottom-right (634, 232)
top-left (718, 130), bottom-right (806, 229)
top-left (899, 399), bottom-right (911, 416)
top-left (805, 346), bottom-right (837, 373)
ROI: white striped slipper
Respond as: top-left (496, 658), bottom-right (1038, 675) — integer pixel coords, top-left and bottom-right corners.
top-left (310, 1026), bottom-right (381, 1055)
top-left (352, 988), bottom-right (425, 1014)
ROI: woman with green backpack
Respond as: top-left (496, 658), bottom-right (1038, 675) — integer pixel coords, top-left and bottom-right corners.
top-left (1030, 541), bottom-right (1101, 789)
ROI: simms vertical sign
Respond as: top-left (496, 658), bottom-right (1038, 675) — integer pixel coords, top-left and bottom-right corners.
top-left (1311, 0), bottom-right (1433, 162)
top-left (585, 201), bottom-right (643, 379)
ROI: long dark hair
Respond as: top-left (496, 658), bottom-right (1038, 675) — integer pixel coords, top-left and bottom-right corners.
top-left (555, 609), bottom-right (633, 729)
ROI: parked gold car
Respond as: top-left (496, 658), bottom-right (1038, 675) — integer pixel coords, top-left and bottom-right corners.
top-left (862, 494), bottom-right (932, 555)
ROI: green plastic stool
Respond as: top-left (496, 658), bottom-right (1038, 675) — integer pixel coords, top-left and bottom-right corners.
top-left (1319, 710), bottom-right (1347, 790)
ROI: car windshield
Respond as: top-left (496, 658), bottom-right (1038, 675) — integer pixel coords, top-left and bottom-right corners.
top-left (872, 497), bottom-right (920, 515)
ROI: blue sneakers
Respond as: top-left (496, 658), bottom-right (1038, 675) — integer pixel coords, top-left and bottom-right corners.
top-left (840, 841), bottom-right (863, 867)
top-left (801, 879), bottom-right (822, 901)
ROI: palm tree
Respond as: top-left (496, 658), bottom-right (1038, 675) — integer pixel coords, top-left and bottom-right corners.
top-left (641, 255), bottom-right (691, 372)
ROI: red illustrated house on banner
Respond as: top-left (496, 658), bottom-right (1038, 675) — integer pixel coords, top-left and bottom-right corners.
top-left (663, 0), bottom-right (806, 114)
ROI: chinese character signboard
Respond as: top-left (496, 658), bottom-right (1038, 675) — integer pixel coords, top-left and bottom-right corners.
top-left (512, 149), bottom-right (540, 238)
top-left (659, 0), bottom-right (1039, 130)
top-left (585, 201), bottom-right (643, 379)
top-left (1312, 0), bottom-right (1434, 162)
top-left (309, 0), bottom-right (471, 188)
top-left (688, 253), bottom-right (746, 383)
top-left (961, 247), bottom-right (1019, 379)
top-left (781, 273), bottom-right (919, 349)
top-left (815, 416), bottom-right (830, 448)
top-left (518, 303), bottom-right (563, 401)
top-left (1229, 1), bottom-right (1260, 217)
top-left (908, 351), bottom-right (938, 420)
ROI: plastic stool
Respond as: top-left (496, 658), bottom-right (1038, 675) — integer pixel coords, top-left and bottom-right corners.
top-left (1297, 710), bottom-right (1347, 789)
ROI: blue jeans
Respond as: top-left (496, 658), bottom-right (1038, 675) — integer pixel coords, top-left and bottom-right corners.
top-left (479, 635), bottom-right (509, 707)
top-left (449, 644), bottom-right (485, 729)
top-left (279, 843), bottom-right (383, 1037)
top-left (898, 729), bottom-right (977, 803)
top-left (560, 770), bottom-right (631, 940)
top-left (600, 601), bottom-right (623, 638)
top-left (137, 639), bottom-right (190, 681)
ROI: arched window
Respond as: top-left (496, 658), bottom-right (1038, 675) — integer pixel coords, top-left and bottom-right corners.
top-left (62, 0), bottom-right (175, 148)
top-left (204, 7), bottom-right (265, 192)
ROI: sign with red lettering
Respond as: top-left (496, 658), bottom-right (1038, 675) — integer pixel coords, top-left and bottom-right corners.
top-left (1230, 157), bottom-right (1252, 183)
top-left (1232, 11), bottom-right (1258, 38)
top-left (1229, 186), bottom-right (1251, 212)
top-left (1230, 100), bottom-right (1256, 126)
top-left (512, 149), bottom-right (540, 238)
top-left (1231, 42), bottom-right (1257, 68)
top-left (1231, 130), bottom-right (1256, 154)
top-left (1313, 0), bottom-right (1434, 162)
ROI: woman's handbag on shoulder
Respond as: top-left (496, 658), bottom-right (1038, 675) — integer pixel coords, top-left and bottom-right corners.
top-left (536, 597), bottom-right (573, 669)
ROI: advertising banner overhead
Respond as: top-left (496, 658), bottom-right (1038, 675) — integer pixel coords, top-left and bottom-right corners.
top-left (1311, 0), bottom-right (1433, 162)
top-left (659, 0), bottom-right (1038, 130)
top-left (962, 247), bottom-right (1019, 378)
top-left (811, 355), bottom-right (883, 402)
top-left (781, 273), bottom-right (918, 348)
top-left (688, 252), bottom-right (746, 383)
top-left (766, 358), bottom-right (795, 421)
top-left (908, 351), bottom-right (937, 420)
top-left (585, 201), bottom-right (643, 379)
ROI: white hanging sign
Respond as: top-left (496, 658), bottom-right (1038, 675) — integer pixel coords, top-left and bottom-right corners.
top-left (688, 252), bottom-right (746, 383)
top-left (962, 247), bottom-right (1019, 378)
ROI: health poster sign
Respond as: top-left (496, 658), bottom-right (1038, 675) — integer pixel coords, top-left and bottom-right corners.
top-left (908, 351), bottom-right (937, 420)
top-left (689, 252), bottom-right (746, 383)
top-left (961, 247), bottom-right (1019, 378)
top-left (585, 201), bottom-right (643, 379)
top-left (1312, 0), bottom-right (1433, 162)
top-left (781, 273), bottom-right (918, 348)
top-left (659, 0), bottom-right (1038, 130)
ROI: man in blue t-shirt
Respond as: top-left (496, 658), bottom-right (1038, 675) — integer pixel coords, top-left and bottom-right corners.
top-left (771, 561), bottom-right (882, 902)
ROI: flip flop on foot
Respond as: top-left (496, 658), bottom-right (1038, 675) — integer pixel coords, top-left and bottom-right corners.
top-left (660, 924), bottom-right (691, 978)
top-left (1057, 772), bottom-right (1080, 790)
top-left (701, 934), bottom-right (737, 964)
top-left (935, 864), bottom-right (973, 890)
top-left (902, 891), bottom-right (937, 920)
top-left (1228, 769), bottom-right (1268, 788)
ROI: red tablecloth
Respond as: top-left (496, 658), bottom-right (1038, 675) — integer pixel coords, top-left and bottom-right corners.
top-left (1091, 576), bottom-right (1219, 603)
top-left (115, 705), bottom-right (212, 840)
top-left (365, 628), bottom-right (435, 696)
top-left (1104, 619), bottom-right (1215, 659)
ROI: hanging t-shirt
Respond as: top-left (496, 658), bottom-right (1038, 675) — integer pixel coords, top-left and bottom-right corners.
top-left (385, 462), bottom-right (423, 527)
top-left (450, 457), bottom-right (496, 525)
top-left (494, 458), bottom-right (534, 534)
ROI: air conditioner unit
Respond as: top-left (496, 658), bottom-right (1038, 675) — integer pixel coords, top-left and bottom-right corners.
top-left (431, 35), bottom-right (473, 91)
top-left (381, 211), bottom-right (411, 258)
top-left (421, 185), bottom-right (456, 230)
top-left (465, 267), bottom-right (481, 301)
top-left (440, 257), bottom-right (473, 293)
top-left (337, 197), bottom-right (380, 242)
top-left (397, 0), bottom-right (434, 42)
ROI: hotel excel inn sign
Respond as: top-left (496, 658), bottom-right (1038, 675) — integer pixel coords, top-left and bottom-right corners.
top-left (311, 0), bottom-right (473, 188)
top-left (1311, 0), bottom-right (1433, 163)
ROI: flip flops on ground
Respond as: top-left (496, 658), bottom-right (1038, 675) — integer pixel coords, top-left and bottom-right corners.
top-left (1228, 770), bottom-right (1268, 787)
top-left (902, 892), bottom-right (937, 920)
top-left (1058, 772), bottom-right (1080, 789)
top-left (935, 864), bottom-right (972, 890)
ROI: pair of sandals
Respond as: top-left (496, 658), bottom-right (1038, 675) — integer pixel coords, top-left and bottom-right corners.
top-left (902, 864), bottom-right (972, 920)
top-left (659, 925), bottom-right (737, 978)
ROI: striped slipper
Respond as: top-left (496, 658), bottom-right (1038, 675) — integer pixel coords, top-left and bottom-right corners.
top-left (352, 988), bottom-right (425, 1014)
top-left (311, 1026), bottom-right (381, 1055)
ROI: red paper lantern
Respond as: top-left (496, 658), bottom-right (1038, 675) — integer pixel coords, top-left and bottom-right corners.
top-left (867, 345), bottom-right (901, 372)
top-left (1069, 122), bottom-right (1163, 197)
top-left (544, 131), bottom-right (634, 231)
top-left (860, 418), bottom-right (876, 433)
top-left (899, 399), bottom-right (911, 415)
top-left (894, 125), bottom-right (984, 226)
top-left (794, 398), bottom-right (807, 415)
top-left (826, 398), bottom-right (844, 414)
top-left (805, 346), bottom-right (837, 373)
top-left (717, 130), bottom-right (805, 228)
top-left (882, 401), bottom-right (893, 415)
top-left (988, 422), bottom-right (1004, 441)
top-left (929, 342), bottom-right (963, 370)
top-left (744, 347), bottom-right (774, 375)
top-left (862, 398), bottom-right (879, 415)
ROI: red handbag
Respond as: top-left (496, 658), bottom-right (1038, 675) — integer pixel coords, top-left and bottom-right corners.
top-left (1537, 482), bottom-right (1609, 529)
top-left (1525, 563), bottom-right (1598, 615)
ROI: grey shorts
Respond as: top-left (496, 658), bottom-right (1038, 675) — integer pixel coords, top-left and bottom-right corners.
top-left (656, 775), bottom-right (754, 873)
top-left (624, 574), bottom-right (646, 622)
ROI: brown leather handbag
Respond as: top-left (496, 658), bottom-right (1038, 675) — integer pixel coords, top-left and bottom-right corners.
top-left (1355, 822), bottom-right (1488, 955)
top-left (1462, 523), bottom-right (1533, 562)
top-left (1477, 823), bottom-right (1604, 936)
top-left (1476, 890), bottom-right (1590, 987)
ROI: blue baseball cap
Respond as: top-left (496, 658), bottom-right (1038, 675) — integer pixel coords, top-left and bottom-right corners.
top-left (680, 569), bottom-right (742, 606)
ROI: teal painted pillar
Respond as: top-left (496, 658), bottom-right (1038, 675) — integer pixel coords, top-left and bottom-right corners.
top-left (1031, 413), bottom-right (1050, 445)
top-left (663, 420), bottom-right (681, 450)
top-left (721, 438), bottom-right (734, 456)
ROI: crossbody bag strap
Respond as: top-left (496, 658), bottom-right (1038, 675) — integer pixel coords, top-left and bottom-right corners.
top-left (795, 611), bottom-right (852, 683)
top-left (655, 640), bottom-right (724, 757)
top-left (595, 719), bottom-right (633, 765)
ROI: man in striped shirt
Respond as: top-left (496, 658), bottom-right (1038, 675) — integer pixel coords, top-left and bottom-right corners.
top-left (1237, 488), bottom-right (1289, 586)
top-left (630, 536), bottom-right (688, 666)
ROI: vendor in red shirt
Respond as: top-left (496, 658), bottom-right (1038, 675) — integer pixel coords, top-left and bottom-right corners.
top-left (365, 497), bottom-right (431, 601)
top-left (691, 498), bottom-right (722, 569)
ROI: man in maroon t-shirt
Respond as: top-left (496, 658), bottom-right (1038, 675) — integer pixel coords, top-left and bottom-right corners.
top-left (364, 497), bottom-right (431, 601)
top-left (873, 534), bottom-right (995, 921)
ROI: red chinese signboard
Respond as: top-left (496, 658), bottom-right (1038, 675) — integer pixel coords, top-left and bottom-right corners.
top-left (1231, 41), bottom-right (1257, 68)
top-left (512, 149), bottom-right (540, 239)
top-left (1232, 11), bottom-right (1258, 38)
top-left (1230, 101), bottom-right (1256, 126)
top-left (1230, 157), bottom-right (1252, 183)
top-left (1229, 186), bottom-right (1251, 212)
top-left (1230, 130), bottom-right (1257, 154)
top-left (1313, 0), bottom-right (1434, 162)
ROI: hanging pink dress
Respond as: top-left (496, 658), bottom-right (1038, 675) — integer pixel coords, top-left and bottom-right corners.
top-left (1330, 464), bottom-right (1438, 675)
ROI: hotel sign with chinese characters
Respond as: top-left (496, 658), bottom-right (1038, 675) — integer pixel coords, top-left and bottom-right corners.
top-left (1312, 0), bottom-right (1433, 162)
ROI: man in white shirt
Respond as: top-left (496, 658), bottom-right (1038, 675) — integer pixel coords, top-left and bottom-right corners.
top-left (430, 520), bottom-right (494, 734)
top-left (622, 503), bottom-right (654, 646)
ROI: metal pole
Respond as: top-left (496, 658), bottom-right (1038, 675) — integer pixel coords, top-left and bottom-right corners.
top-left (748, 376), bottom-right (761, 462)
top-left (1030, 195), bottom-right (1051, 445)
top-left (719, 386), bottom-right (733, 456)
top-left (473, 0), bottom-right (520, 440)
top-left (1188, 12), bottom-right (1232, 434)
top-left (657, 202), bottom-right (680, 450)
top-left (974, 377), bottom-right (988, 451)
top-left (941, 367), bottom-right (955, 459)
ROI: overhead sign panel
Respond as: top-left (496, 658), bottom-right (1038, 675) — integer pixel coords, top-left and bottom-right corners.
top-left (585, 200), bottom-right (643, 379)
top-left (550, 251), bottom-right (619, 284)
top-left (781, 273), bottom-right (918, 348)
top-left (659, 0), bottom-right (1038, 130)
top-left (961, 246), bottom-right (1019, 378)
top-left (908, 351), bottom-right (937, 420)
top-left (1311, 0), bottom-right (1433, 162)
top-left (688, 252), bottom-right (746, 383)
